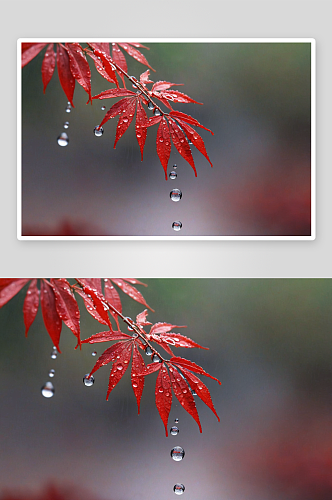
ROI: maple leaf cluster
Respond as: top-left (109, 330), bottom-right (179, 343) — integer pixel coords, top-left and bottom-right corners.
top-left (0, 278), bottom-right (220, 435)
top-left (21, 42), bottom-right (214, 178)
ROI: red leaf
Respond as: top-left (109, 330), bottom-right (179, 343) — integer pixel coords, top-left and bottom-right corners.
top-left (110, 279), bottom-right (153, 311)
top-left (90, 46), bottom-right (119, 87)
top-left (176, 120), bottom-right (213, 167)
top-left (136, 99), bottom-right (148, 161)
top-left (140, 70), bottom-right (153, 85)
top-left (118, 43), bottom-right (154, 71)
top-left (146, 116), bottom-right (162, 127)
top-left (89, 341), bottom-right (128, 376)
top-left (135, 309), bottom-right (152, 326)
top-left (113, 98), bottom-right (137, 148)
top-left (170, 356), bottom-right (222, 385)
top-left (148, 336), bottom-right (174, 356)
top-left (0, 279), bottom-right (30, 307)
top-left (40, 280), bottom-right (62, 351)
top-left (82, 330), bottom-right (132, 344)
top-left (111, 43), bottom-right (128, 87)
top-left (122, 279), bottom-right (147, 286)
top-left (41, 44), bottom-right (55, 93)
top-left (156, 117), bottom-right (172, 180)
top-left (103, 279), bottom-right (122, 328)
top-left (21, 43), bottom-right (47, 67)
top-left (131, 343), bottom-right (145, 413)
top-left (180, 366), bottom-right (220, 421)
top-left (92, 88), bottom-right (136, 100)
top-left (98, 98), bottom-right (129, 128)
top-left (75, 288), bottom-right (110, 327)
top-left (151, 81), bottom-right (184, 92)
top-left (76, 279), bottom-right (112, 328)
top-left (57, 44), bottom-right (75, 107)
top-left (23, 279), bottom-right (40, 336)
top-left (65, 43), bottom-right (92, 103)
top-left (138, 362), bottom-right (162, 376)
top-left (155, 363), bottom-right (172, 436)
top-left (150, 322), bottom-right (186, 335)
top-left (169, 365), bottom-right (202, 432)
top-left (106, 341), bottom-right (132, 399)
top-left (50, 279), bottom-right (81, 347)
top-left (159, 332), bottom-right (208, 350)
top-left (87, 50), bottom-right (116, 85)
top-left (169, 110), bottom-right (214, 134)
top-left (158, 89), bottom-right (202, 105)
top-left (169, 118), bottom-right (197, 176)
top-left (93, 42), bottom-right (110, 55)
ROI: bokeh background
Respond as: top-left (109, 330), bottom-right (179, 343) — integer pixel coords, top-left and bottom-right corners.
top-left (21, 42), bottom-right (312, 236)
top-left (1, 278), bottom-right (332, 500)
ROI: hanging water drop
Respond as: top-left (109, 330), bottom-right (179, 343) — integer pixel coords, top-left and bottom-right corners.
top-left (145, 346), bottom-right (153, 356)
top-left (51, 346), bottom-right (58, 359)
top-left (41, 381), bottom-right (55, 398)
top-left (148, 102), bottom-right (154, 110)
top-left (101, 106), bottom-right (106, 110)
top-left (154, 108), bottom-right (161, 116)
top-left (170, 189), bottom-right (182, 202)
top-left (63, 121), bottom-right (69, 129)
top-left (170, 446), bottom-right (185, 461)
top-left (92, 351), bottom-right (97, 356)
top-left (173, 164), bottom-right (177, 169)
top-left (83, 374), bottom-right (95, 387)
top-left (174, 418), bottom-right (179, 423)
top-left (172, 221), bottom-right (182, 231)
top-left (94, 126), bottom-right (104, 137)
top-left (191, 389), bottom-right (197, 396)
top-left (48, 369), bottom-right (55, 378)
top-left (57, 132), bottom-right (69, 147)
top-left (125, 317), bottom-right (134, 330)
top-left (173, 484), bottom-right (185, 495)
top-left (169, 171), bottom-right (177, 180)
top-left (152, 354), bottom-right (161, 363)
top-left (170, 426), bottom-right (179, 436)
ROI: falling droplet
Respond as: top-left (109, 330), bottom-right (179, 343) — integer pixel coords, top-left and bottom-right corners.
top-left (154, 108), bottom-right (161, 116)
top-left (169, 171), bottom-right (177, 180)
top-left (173, 164), bottom-right (177, 169)
top-left (174, 418), bottom-right (179, 423)
top-left (51, 346), bottom-right (58, 359)
top-left (173, 484), bottom-right (185, 495)
top-left (172, 221), bottom-right (182, 231)
top-left (101, 106), bottom-right (106, 110)
top-left (57, 132), bottom-right (69, 147)
top-left (170, 189), bottom-right (182, 202)
top-left (65, 102), bottom-right (71, 113)
top-left (63, 122), bottom-right (69, 129)
top-left (94, 126), bottom-right (104, 137)
top-left (83, 374), bottom-right (95, 387)
top-left (48, 369), bottom-right (55, 378)
top-left (170, 446), bottom-right (185, 461)
top-left (41, 381), bottom-right (54, 398)
top-left (170, 426), bottom-right (179, 436)
top-left (152, 354), bottom-right (161, 363)
top-left (92, 351), bottom-right (97, 357)
top-left (145, 346), bottom-right (153, 356)
top-left (148, 102), bottom-right (154, 110)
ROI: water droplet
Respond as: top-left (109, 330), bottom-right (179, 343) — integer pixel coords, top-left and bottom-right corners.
top-left (48, 369), bottom-right (55, 378)
top-left (152, 354), bottom-right (161, 363)
top-left (83, 374), bottom-right (95, 387)
top-left (159, 387), bottom-right (164, 393)
top-left (123, 117), bottom-right (129, 123)
top-left (148, 102), bottom-right (154, 110)
top-left (172, 221), bottom-right (182, 231)
top-left (132, 382), bottom-right (138, 388)
top-left (94, 126), bottom-right (104, 137)
top-left (101, 106), bottom-right (106, 110)
top-left (173, 164), bottom-right (177, 169)
top-left (174, 418), bottom-right (179, 423)
top-left (117, 364), bottom-right (123, 371)
top-left (173, 484), bottom-right (185, 495)
top-left (63, 122), bottom-right (69, 129)
top-left (125, 317), bottom-right (134, 330)
top-left (50, 347), bottom-right (58, 359)
top-left (145, 346), bottom-right (153, 356)
top-left (170, 446), bottom-right (185, 461)
top-left (188, 139), bottom-right (193, 145)
top-left (92, 351), bottom-right (97, 356)
top-left (65, 106), bottom-right (71, 113)
top-left (170, 426), bottom-right (179, 436)
top-left (41, 381), bottom-right (54, 398)
top-left (57, 132), bottom-right (69, 147)
top-left (170, 189), bottom-right (182, 202)
top-left (154, 108), bottom-right (161, 116)
top-left (169, 171), bottom-right (177, 180)
top-left (137, 132), bottom-right (142, 138)
top-left (191, 389), bottom-right (197, 395)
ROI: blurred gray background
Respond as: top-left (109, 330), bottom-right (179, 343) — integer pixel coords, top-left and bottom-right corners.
top-left (1, 279), bottom-right (332, 499)
top-left (21, 42), bottom-right (312, 236)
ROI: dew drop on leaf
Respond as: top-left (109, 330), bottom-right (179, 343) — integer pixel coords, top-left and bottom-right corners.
top-left (117, 364), bottom-right (123, 371)
top-left (41, 381), bottom-right (55, 398)
top-left (173, 484), bottom-right (185, 495)
top-left (154, 108), bottom-right (161, 116)
top-left (57, 132), bottom-right (69, 147)
top-left (92, 351), bottom-right (97, 357)
top-left (94, 126), bottom-right (104, 137)
top-left (63, 122), bottom-right (69, 129)
top-left (172, 221), bottom-right (182, 231)
top-left (169, 171), bottom-right (177, 180)
top-left (170, 446), bottom-right (185, 461)
top-left (148, 102), bottom-right (154, 110)
top-left (170, 426), bottom-right (179, 436)
top-left (83, 374), bottom-right (95, 387)
top-left (48, 369), bottom-right (55, 378)
top-left (145, 346), bottom-right (153, 356)
top-left (170, 189), bottom-right (182, 202)
top-left (50, 347), bottom-right (58, 359)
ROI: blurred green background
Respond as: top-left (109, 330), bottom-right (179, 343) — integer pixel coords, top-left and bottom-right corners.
top-left (21, 42), bottom-right (312, 236)
top-left (1, 279), bottom-right (332, 500)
